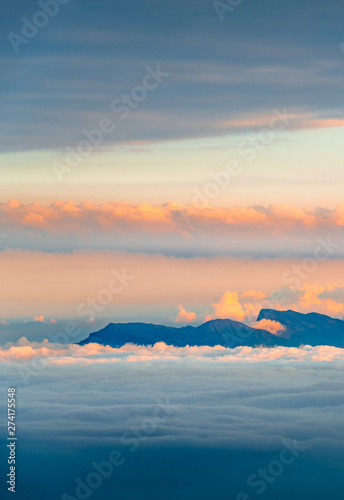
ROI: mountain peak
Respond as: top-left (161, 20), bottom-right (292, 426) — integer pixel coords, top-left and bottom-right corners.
top-left (78, 309), bottom-right (344, 349)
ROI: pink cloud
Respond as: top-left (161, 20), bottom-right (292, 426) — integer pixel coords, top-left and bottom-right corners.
top-left (208, 291), bottom-right (246, 321)
top-left (253, 319), bottom-right (286, 335)
top-left (2, 201), bottom-right (344, 237)
top-left (1, 338), bottom-right (344, 364)
top-left (33, 315), bottom-right (45, 323)
top-left (174, 305), bottom-right (196, 324)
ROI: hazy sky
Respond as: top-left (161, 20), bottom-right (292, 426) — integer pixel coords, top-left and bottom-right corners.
top-left (1, 0), bottom-right (344, 324)
top-left (2, 0), bottom-right (344, 204)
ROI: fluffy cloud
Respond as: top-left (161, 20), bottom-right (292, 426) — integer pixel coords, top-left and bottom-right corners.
top-left (2, 338), bottom-right (344, 365)
top-left (2, 201), bottom-right (344, 233)
top-left (253, 319), bottom-right (286, 335)
top-left (206, 291), bottom-right (246, 322)
top-left (1, 201), bottom-right (344, 266)
top-left (174, 305), bottom-right (196, 324)
top-left (3, 352), bottom-right (344, 499)
top-left (206, 284), bottom-right (344, 326)
top-left (206, 289), bottom-right (266, 323)
top-left (267, 283), bottom-right (344, 318)
top-left (34, 315), bottom-right (45, 322)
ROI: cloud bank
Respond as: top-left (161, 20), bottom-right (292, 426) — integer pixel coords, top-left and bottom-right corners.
top-left (2, 339), bottom-right (344, 365)
top-left (2, 347), bottom-right (344, 500)
top-left (1, 201), bottom-right (344, 257)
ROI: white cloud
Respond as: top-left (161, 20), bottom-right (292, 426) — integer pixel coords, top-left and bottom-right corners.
top-left (1, 338), bottom-right (344, 365)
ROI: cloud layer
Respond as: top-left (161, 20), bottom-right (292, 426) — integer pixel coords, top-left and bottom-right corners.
top-left (2, 338), bottom-right (344, 365)
top-left (1, 201), bottom-right (344, 257)
top-left (2, 347), bottom-right (344, 499)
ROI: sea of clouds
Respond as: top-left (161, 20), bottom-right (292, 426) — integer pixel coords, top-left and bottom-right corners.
top-left (1, 342), bottom-right (344, 499)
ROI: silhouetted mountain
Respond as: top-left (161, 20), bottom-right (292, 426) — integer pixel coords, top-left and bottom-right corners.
top-left (257, 309), bottom-right (344, 347)
top-left (78, 318), bottom-right (277, 349)
top-left (79, 309), bottom-right (344, 349)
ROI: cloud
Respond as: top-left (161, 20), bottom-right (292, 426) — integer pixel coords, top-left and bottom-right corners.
top-left (33, 315), bottom-right (45, 323)
top-left (207, 291), bottom-right (246, 322)
top-left (272, 283), bottom-right (344, 318)
top-left (0, 201), bottom-right (331, 232)
top-left (1, 201), bottom-right (344, 262)
top-left (2, 346), bottom-right (344, 499)
top-left (253, 319), bottom-right (286, 335)
top-left (292, 118), bottom-right (344, 130)
top-left (206, 283), bottom-right (344, 327)
top-left (174, 305), bottom-right (196, 324)
top-left (240, 290), bottom-right (267, 301)
top-left (2, 338), bottom-right (344, 365)
top-left (207, 289), bottom-right (268, 323)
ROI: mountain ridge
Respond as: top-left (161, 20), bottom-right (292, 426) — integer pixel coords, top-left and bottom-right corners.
top-left (79, 309), bottom-right (344, 349)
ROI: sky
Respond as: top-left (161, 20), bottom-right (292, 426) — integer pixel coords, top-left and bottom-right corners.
top-left (1, 0), bottom-right (344, 328)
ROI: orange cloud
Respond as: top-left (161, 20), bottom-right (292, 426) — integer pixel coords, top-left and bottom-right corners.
top-left (174, 305), bottom-right (196, 324)
top-left (321, 299), bottom-right (344, 316)
top-left (209, 291), bottom-right (246, 321)
top-left (1, 338), bottom-right (344, 364)
top-left (1, 201), bottom-right (344, 236)
top-left (254, 319), bottom-right (286, 335)
top-left (241, 290), bottom-right (266, 301)
top-left (299, 284), bottom-right (325, 309)
top-left (33, 315), bottom-right (45, 322)
top-left (297, 284), bottom-right (344, 316)
top-left (293, 118), bottom-right (344, 130)
top-left (222, 111), bottom-right (344, 132)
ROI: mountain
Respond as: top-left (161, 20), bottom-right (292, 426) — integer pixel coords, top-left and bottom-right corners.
top-left (78, 310), bottom-right (344, 349)
top-left (79, 318), bottom-right (277, 349)
top-left (257, 309), bottom-right (344, 347)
